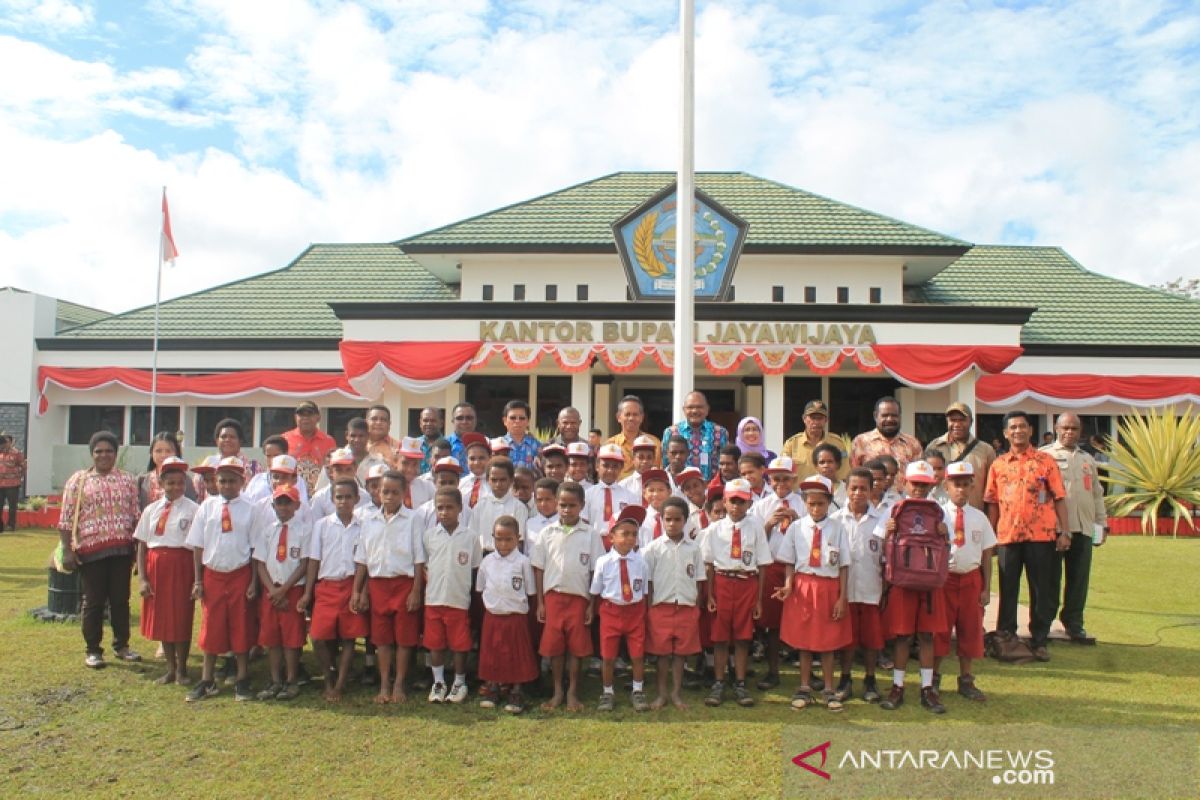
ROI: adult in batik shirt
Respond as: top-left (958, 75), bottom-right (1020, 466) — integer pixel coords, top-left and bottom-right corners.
top-left (59, 431), bottom-right (142, 668)
top-left (0, 433), bottom-right (25, 532)
top-left (850, 396), bottom-right (923, 492)
top-left (660, 391), bottom-right (729, 482)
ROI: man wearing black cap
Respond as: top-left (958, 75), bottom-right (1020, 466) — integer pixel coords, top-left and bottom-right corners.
top-left (926, 402), bottom-right (996, 510)
top-left (282, 401), bottom-right (337, 495)
top-left (781, 400), bottom-right (847, 480)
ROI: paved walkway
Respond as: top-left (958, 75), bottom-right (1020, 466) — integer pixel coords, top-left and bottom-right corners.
top-left (982, 592), bottom-right (1070, 640)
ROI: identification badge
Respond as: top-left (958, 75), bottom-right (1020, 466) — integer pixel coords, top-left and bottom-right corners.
top-left (511, 575), bottom-right (523, 590)
top-left (289, 546), bottom-right (301, 558)
top-left (686, 563), bottom-right (695, 578)
top-left (633, 578), bottom-right (643, 592)
top-left (827, 548), bottom-right (840, 567)
top-left (741, 550), bottom-right (753, 567)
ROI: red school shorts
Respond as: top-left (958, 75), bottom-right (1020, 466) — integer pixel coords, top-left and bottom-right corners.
top-left (311, 577), bottom-right (369, 642)
top-left (199, 564), bottom-right (256, 655)
top-left (934, 569), bottom-right (986, 659)
top-left (647, 602), bottom-right (701, 657)
top-left (599, 599), bottom-right (647, 660)
top-left (780, 572), bottom-right (853, 653)
top-left (756, 561), bottom-right (789, 631)
top-left (258, 585), bottom-right (307, 650)
top-left (140, 546), bottom-right (194, 643)
top-left (848, 601), bottom-right (885, 651)
top-left (367, 575), bottom-right (420, 647)
top-left (709, 573), bottom-right (758, 644)
top-left (538, 590), bottom-right (592, 659)
top-left (884, 584), bottom-right (948, 638)
top-left (423, 605), bottom-right (472, 652)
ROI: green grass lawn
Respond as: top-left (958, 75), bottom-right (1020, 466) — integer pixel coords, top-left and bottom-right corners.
top-left (1, 531), bottom-right (1197, 797)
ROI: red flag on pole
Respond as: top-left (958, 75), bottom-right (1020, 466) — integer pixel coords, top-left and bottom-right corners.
top-left (161, 188), bottom-right (179, 264)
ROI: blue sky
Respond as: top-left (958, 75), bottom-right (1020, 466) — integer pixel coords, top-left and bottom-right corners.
top-left (1, 0), bottom-right (1198, 311)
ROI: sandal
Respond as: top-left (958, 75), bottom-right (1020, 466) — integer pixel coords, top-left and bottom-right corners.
top-left (823, 689), bottom-right (844, 712)
top-left (790, 686), bottom-right (814, 710)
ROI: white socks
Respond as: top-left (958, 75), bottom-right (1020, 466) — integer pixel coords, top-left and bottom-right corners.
top-left (431, 665), bottom-right (445, 684)
top-left (920, 668), bottom-right (933, 688)
top-left (893, 669), bottom-right (905, 687)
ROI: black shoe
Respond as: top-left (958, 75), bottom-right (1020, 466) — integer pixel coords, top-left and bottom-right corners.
top-left (1032, 645), bottom-right (1051, 662)
top-left (218, 657), bottom-right (237, 686)
top-left (1068, 628), bottom-right (1096, 645)
top-left (862, 676), bottom-right (881, 703)
top-left (957, 675), bottom-right (986, 702)
top-left (834, 675), bottom-right (852, 702)
top-left (880, 685), bottom-right (904, 711)
top-left (755, 672), bottom-right (780, 691)
top-left (920, 686), bottom-right (946, 714)
top-left (234, 679), bottom-right (254, 702)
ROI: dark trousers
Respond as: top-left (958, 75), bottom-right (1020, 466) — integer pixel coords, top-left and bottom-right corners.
top-left (80, 554), bottom-right (132, 656)
top-left (0, 486), bottom-right (18, 530)
top-left (1054, 532), bottom-right (1093, 633)
top-left (996, 541), bottom-right (1056, 647)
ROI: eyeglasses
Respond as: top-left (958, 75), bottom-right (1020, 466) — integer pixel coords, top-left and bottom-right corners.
top-left (507, 415), bottom-right (528, 421)
top-left (454, 415), bottom-right (475, 421)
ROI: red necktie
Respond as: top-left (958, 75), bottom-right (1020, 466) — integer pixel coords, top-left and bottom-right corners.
top-left (603, 487), bottom-right (612, 522)
top-left (699, 511), bottom-right (709, 528)
top-left (276, 523), bottom-right (289, 562)
top-left (653, 516), bottom-right (662, 539)
top-left (220, 502), bottom-right (233, 533)
top-left (954, 506), bottom-right (965, 548)
top-left (779, 498), bottom-right (791, 532)
top-left (730, 525), bottom-right (742, 560)
top-left (154, 500), bottom-right (172, 536)
top-left (808, 526), bottom-right (822, 567)
top-left (619, 557), bottom-right (633, 602)
top-left (469, 478), bottom-right (480, 507)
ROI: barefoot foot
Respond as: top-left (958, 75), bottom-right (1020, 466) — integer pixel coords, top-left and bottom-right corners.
top-left (540, 692), bottom-right (565, 711)
top-left (649, 696), bottom-right (667, 710)
top-left (154, 672), bottom-right (175, 685)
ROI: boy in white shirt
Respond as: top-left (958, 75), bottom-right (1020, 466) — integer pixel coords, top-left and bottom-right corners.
top-left (590, 505), bottom-right (651, 712)
top-left (310, 449), bottom-right (368, 519)
top-left (751, 456), bottom-right (804, 691)
top-left (637, 469), bottom-right (675, 548)
top-left (470, 456), bottom-right (528, 554)
top-left (835, 468), bottom-right (886, 703)
top-left (618, 435), bottom-right (658, 498)
top-left (476, 516), bottom-right (538, 714)
top-left (421, 487), bottom-right (481, 705)
top-left (540, 443), bottom-right (568, 483)
top-left (397, 437), bottom-right (435, 510)
top-left (565, 442), bottom-right (594, 489)
top-left (252, 485), bottom-right (312, 701)
top-left (583, 444), bottom-right (637, 530)
top-left (526, 477), bottom-right (561, 553)
top-left (458, 433), bottom-right (492, 509)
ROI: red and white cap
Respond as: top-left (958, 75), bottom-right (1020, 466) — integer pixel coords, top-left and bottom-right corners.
top-left (461, 432), bottom-right (489, 451)
top-left (632, 435), bottom-right (657, 452)
top-left (366, 463), bottom-right (389, 481)
top-left (676, 466), bottom-right (704, 486)
top-left (905, 460), bottom-right (938, 484)
top-left (432, 456), bottom-right (463, 475)
top-left (609, 504), bottom-right (646, 533)
top-left (724, 478), bottom-right (753, 501)
top-left (158, 456), bottom-right (188, 475)
top-left (272, 485), bottom-right (300, 503)
top-left (766, 456), bottom-right (796, 475)
top-left (489, 437), bottom-right (512, 454)
top-left (798, 474), bottom-right (833, 494)
top-left (269, 454), bottom-right (297, 475)
top-left (945, 461), bottom-right (975, 479)
top-left (328, 448), bottom-right (355, 466)
top-left (398, 437), bottom-right (424, 459)
top-left (540, 443), bottom-right (566, 458)
top-left (216, 456), bottom-right (245, 476)
top-left (565, 442), bottom-right (591, 459)
top-left (641, 468), bottom-right (671, 488)
top-left (596, 443), bottom-right (625, 463)
top-left (192, 455), bottom-right (221, 474)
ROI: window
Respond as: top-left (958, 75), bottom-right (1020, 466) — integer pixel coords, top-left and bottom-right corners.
top-left (68, 405), bottom-right (125, 445)
top-left (130, 406), bottom-right (181, 445)
top-left (915, 413), bottom-right (947, 448)
top-left (545, 284), bottom-right (558, 301)
top-left (536, 376), bottom-right (572, 433)
top-left (461, 376), bottom-right (531, 437)
top-left (482, 284), bottom-right (494, 301)
top-left (869, 287), bottom-right (882, 304)
top-left (827, 378), bottom-right (902, 438)
top-left (782, 378), bottom-right (823, 439)
top-left (259, 408), bottom-right (295, 443)
top-left (194, 407), bottom-right (254, 447)
top-left (576, 284), bottom-right (589, 301)
top-left (513, 284), bottom-right (526, 301)
top-left (327, 407), bottom-right (367, 442)
top-left (772, 286), bottom-right (784, 302)
top-left (804, 286), bottom-right (817, 303)
top-left (837, 287), bottom-right (850, 304)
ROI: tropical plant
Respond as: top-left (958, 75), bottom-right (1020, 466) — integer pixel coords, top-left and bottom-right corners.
top-left (534, 425), bottom-right (558, 444)
top-left (1102, 406), bottom-right (1200, 536)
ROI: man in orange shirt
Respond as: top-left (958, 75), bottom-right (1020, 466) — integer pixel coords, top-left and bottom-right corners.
top-left (282, 401), bottom-right (337, 496)
top-left (984, 410), bottom-right (1070, 662)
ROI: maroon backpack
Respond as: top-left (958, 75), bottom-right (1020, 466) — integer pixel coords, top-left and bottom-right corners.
top-left (884, 498), bottom-right (949, 592)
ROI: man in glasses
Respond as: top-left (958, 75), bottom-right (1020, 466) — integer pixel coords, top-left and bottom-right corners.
top-left (446, 402), bottom-right (479, 464)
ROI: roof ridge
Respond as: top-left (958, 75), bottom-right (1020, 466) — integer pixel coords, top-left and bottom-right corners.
top-left (1050, 246), bottom-right (1200, 306)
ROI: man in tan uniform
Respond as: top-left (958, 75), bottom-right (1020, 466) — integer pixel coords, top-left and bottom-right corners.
top-left (926, 402), bottom-right (996, 510)
top-left (780, 400), bottom-right (847, 480)
top-left (1041, 412), bottom-right (1106, 645)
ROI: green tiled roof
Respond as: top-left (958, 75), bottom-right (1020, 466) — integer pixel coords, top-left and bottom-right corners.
top-left (55, 298), bottom-right (110, 331)
top-left (401, 172), bottom-right (968, 251)
top-left (57, 244), bottom-right (455, 339)
top-left (923, 245), bottom-right (1200, 345)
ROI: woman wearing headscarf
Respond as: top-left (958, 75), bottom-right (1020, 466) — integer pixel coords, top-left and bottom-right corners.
top-left (736, 416), bottom-right (776, 462)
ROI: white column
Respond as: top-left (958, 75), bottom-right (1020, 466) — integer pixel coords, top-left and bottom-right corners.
top-left (744, 382), bottom-right (763, 424)
top-left (896, 387), bottom-right (916, 437)
top-left (528, 374), bottom-right (538, 422)
top-left (763, 374), bottom-right (785, 453)
top-left (571, 372), bottom-right (592, 436)
top-left (672, 0), bottom-right (696, 414)
top-left (593, 381), bottom-right (612, 438)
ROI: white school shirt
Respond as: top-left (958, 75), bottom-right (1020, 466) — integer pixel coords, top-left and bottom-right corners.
top-left (753, 491), bottom-right (807, 557)
top-left (252, 513), bottom-right (314, 586)
top-left (413, 497), bottom-right (472, 539)
top-left (421, 522), bottom-right (482, 609)
top-left (524, 512), bottom-right (559, 554)
top-left (779, 514), bottom-right (851, 579)
top-left (583, 481), bottom-right (638, 529)
top-left (831, 481), bottom-right (848, 511)
top-left (311, 513), bottom-right (362, 581)
top-left (404, 477), bottom-right (435, 511)
top-left (617, 472), bottom-right (643, 499)
top-left (476, 549), bottom-right (536, 615)
top-left (701, 515), bottom-right (773, 572)
top-left (641, 534), bottom-right (705, 606)
top-left (186, 495), bottom-right (258, 572)
top-left (355, 506), bottom-right (424, 578)
top-left (590, 549), bottom-right (649, 605)
top-left (134, 495), bottom-right (199, 550)
top-left (940, 500), bottom-right (998, 574)
top-left (635, 507), bottom-right (699, 549)
top-left (244, 472), bottom-right (309, 506)
top-left (835, 504), bottom-right (885, 604)
top-left (458, 473), bottom-right (492, 508)
top-left (470, 491), bottom-right (529, 552)
top-left (309, 482), bottom-right (371, 520)
top-left (530, 521), bottom-right (605, 598)
top-left (568, 477), bottom-right (594, 492)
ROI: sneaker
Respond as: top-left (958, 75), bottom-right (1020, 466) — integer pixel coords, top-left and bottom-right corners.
top-left (880, 685), bottom-right (905, 711)
top-left (428, 682), bottom-right (447, 704)
top-left (218, 658), bottom-right (237, 686)
top-left (932, 671), bottom-right (942, 691)
top-left (957, 675), bottom-right (986, 702)
top-left (503, 692), bottom-right (525, 714)
top-left (1032, 645), bottom-right (1051, 662)
top-left (113, 647), bottom-right (142, 663)
top-left (478, 682), bottom-right (498, 709)
top-left (585, 658), bottom-right (602, 678)
top-left (84, 653), bottom-right (106, 669)
top-left (446, 682), bottom-right (469, 704)
top-left (822, 689), bottom-right (844, 712)
top-left (834, 675), bottom-right (853, 702)
top-left (631, 689), bottom-right (650, 712)
top-left (704, 681), bottom-right (725, 707)
top-left (733, 683), bottom-right (755, 707)
top-left (921, 686), bottom-right (946, 714)
top-left (755, 672), bottom-right (780, 691)
top-left (185, 680), bottom-right (219, 702)
top-left (750, 639), bottom-right (766, 661)
top-left (862, 676), bottom-right (882, 703)
top-left (277, 683), bottom-right (301, 701)
top-left (597, 692), bottom-right (616, 712)
top-left (790, 686), bottom-right (814, 710)
top-left (256, 682), bottom-right (283, 701)
top-left (234, 679), bottom-right (254, 701)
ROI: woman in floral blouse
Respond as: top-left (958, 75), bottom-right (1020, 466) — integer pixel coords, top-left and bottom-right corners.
top-left (59, 431), bottom-right (142, 669)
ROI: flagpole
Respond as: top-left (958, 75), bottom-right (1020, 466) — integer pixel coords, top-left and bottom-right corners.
top-left (150, 186), bottom-right (165, 441)
top-left (673, 0), bottom-right (696, 415)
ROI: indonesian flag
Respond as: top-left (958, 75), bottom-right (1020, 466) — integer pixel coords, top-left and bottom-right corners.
top-left (161, 188), bottom-right (179, 264)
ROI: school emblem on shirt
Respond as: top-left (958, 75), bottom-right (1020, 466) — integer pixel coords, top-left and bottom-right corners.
top-left (828, 548), bottom-right (840, 566)
top-left (511, 575), bottom-right (523, 590)
top-left (868, 539), bottom-right (878, 553)
top-left (580, 553), bottom-right (590, 566)
top-left (741, 550), bottom-right (753, 567)
top-left (633, 578), bottom-right (643, 592)
top-left (457, 551), bottom-right (469, 566)
top-left (178, 517), bottom-right (190, 531)
top-left (971, 530), bottom-right (981, 544)
top-left (289, 546), bottom-right (300, 559)
top-left (686, 563), bottom-right (695, 577)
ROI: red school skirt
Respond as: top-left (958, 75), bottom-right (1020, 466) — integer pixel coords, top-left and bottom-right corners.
top-left (780, 572), bottom-right (852, 653)
top-left (141, 546), bottom-right (195, 643)
top-left (479, 611), bottom-right (539, 685)
top-left (199, 564), bottom-right (256, 655)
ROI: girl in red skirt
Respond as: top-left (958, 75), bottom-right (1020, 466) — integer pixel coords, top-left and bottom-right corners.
top-left (134, 457), bottom-right (199, 685)
top-left (476, 516), bottom-right (538, 714)
top-left (776, 475), bottom-right (853, 712)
